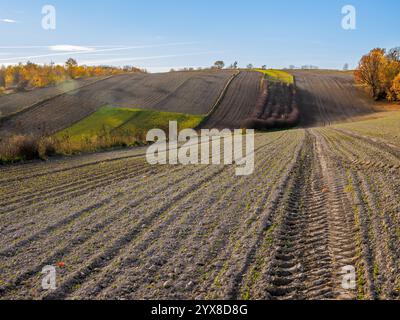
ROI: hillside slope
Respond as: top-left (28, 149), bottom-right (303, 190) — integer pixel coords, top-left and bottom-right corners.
top-left (0, 71), bottom-right (234, 137)
top-left (201, 71), bottom-right (263, 129)
top-left (291, 70), bottom-right (378, 126)
top-left (0, 76), bottom-right (110, 119)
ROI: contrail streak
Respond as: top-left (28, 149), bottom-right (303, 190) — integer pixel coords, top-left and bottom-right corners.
top-left (74, 51), bottom-right (223, 65)
top-left (0, 42), bottom-right (198, 62)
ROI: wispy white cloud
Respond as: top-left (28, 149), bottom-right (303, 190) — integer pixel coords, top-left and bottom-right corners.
top-left (0, 45), bottom-right (121, 49)
top-left (0, 19), bottom-right (18, 23)
top-left (0, 42), bottom-right (198, 62)
top-left (49, 45), bottom-right (95, 52)
top-left (84, 53), bottom-right (130, 57)
top-left (76, 51), bottom-right (223, 65)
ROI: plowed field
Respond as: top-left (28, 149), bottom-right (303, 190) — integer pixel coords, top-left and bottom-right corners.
top-left (291, 70), bottom-right (377, 126)
top-left (201, 71), bottom-right (263, 129)
top-left (0, 71), bottom-right (399, 300)
top-left (0, 71), bottom-right (234, 137)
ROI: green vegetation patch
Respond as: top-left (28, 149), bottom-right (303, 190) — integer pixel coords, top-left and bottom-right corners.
top-left (118, 108), bottom-right (204, 134)
top-left (256, 69), bottom-right (294, 84)
top-left (56, 107), bottom-right (135, 141)
top-left (1, 106), bottom-right (205, 162)
top-left (56, 106), bottom-right (205, 142)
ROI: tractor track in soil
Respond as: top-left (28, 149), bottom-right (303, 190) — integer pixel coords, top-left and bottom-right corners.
top-left (317, 127), bottom-right (400, 299)
top-left (236, 130), bottom-right (358, 300)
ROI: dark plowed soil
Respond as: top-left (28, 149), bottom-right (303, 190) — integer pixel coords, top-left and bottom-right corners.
top-left (0, 77), bottom-right (109, 119)
top-left (201, 71), bottom-right (263, 129)
top-left (290, 70), bottom-right (377, 127)
top-left (0, 71), bottom-right (233, 137)
top-left (242, 81), bottom-right (300, 130)
top-left (1, 125), bottom-right (398, 300)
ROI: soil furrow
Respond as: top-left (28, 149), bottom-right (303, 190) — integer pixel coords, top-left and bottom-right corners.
top-left (81, 133), bottom-right (301, 299)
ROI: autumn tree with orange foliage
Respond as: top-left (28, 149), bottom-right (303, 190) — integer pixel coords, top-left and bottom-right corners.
top-left (391, 74), bottom-right (400, 101)
top-left (355, 48), bottom-right (386, 100)
top-left (0, 59), bottom-right (144, 94)
top-left (355, 47), bottom-right (400, 101)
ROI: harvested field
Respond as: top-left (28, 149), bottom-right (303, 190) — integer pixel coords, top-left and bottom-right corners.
top-left (291, 70), bottom-right (378, 127)
top-left (0, 70), bottom-right (234, 137)
top-left (0, 70), bottom-right (399, 300)
top-left (0, 119), bottom-right (399, 300)
top-left (201, 71), bottom-right (263, 129)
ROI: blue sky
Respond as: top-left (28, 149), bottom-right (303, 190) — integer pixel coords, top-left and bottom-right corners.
top-left (0, 0), bottom-right (399, 72)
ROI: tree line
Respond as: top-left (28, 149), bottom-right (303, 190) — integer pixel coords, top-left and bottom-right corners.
top-left (355, 47), bottom-right (400, 101)
top-left (0, 58), bottom-right (144, 94)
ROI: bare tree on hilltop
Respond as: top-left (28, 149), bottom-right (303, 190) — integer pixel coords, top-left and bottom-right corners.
top-left (228, 61), bottom-right (238, 69)
top-left (213, 61), bottom-right (225, 69)
top-left (65, 58), bottom-right (78, 68)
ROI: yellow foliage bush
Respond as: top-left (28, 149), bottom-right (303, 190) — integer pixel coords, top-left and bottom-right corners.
top-left (389, 73), bottom-right (400, 101)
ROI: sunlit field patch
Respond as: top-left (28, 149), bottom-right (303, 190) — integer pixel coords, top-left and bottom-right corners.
top-left (255, 69), bottom-right (294, 84)
top-left (52, 106), bottom-right (205, 154)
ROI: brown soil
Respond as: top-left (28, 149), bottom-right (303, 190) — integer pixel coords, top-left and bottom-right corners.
top-left (290, 70), bottom-right (379, 127)
top-left (0, 70), bottom-right (234, 137)
top-left (241, 80), bottom-right (300, 130)
top-left (0, 76), bottom-right (109, 119)
top-left (201, 71), bottom-right (263, 129)
top-left (0, 125), bottom-right (398, 300)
